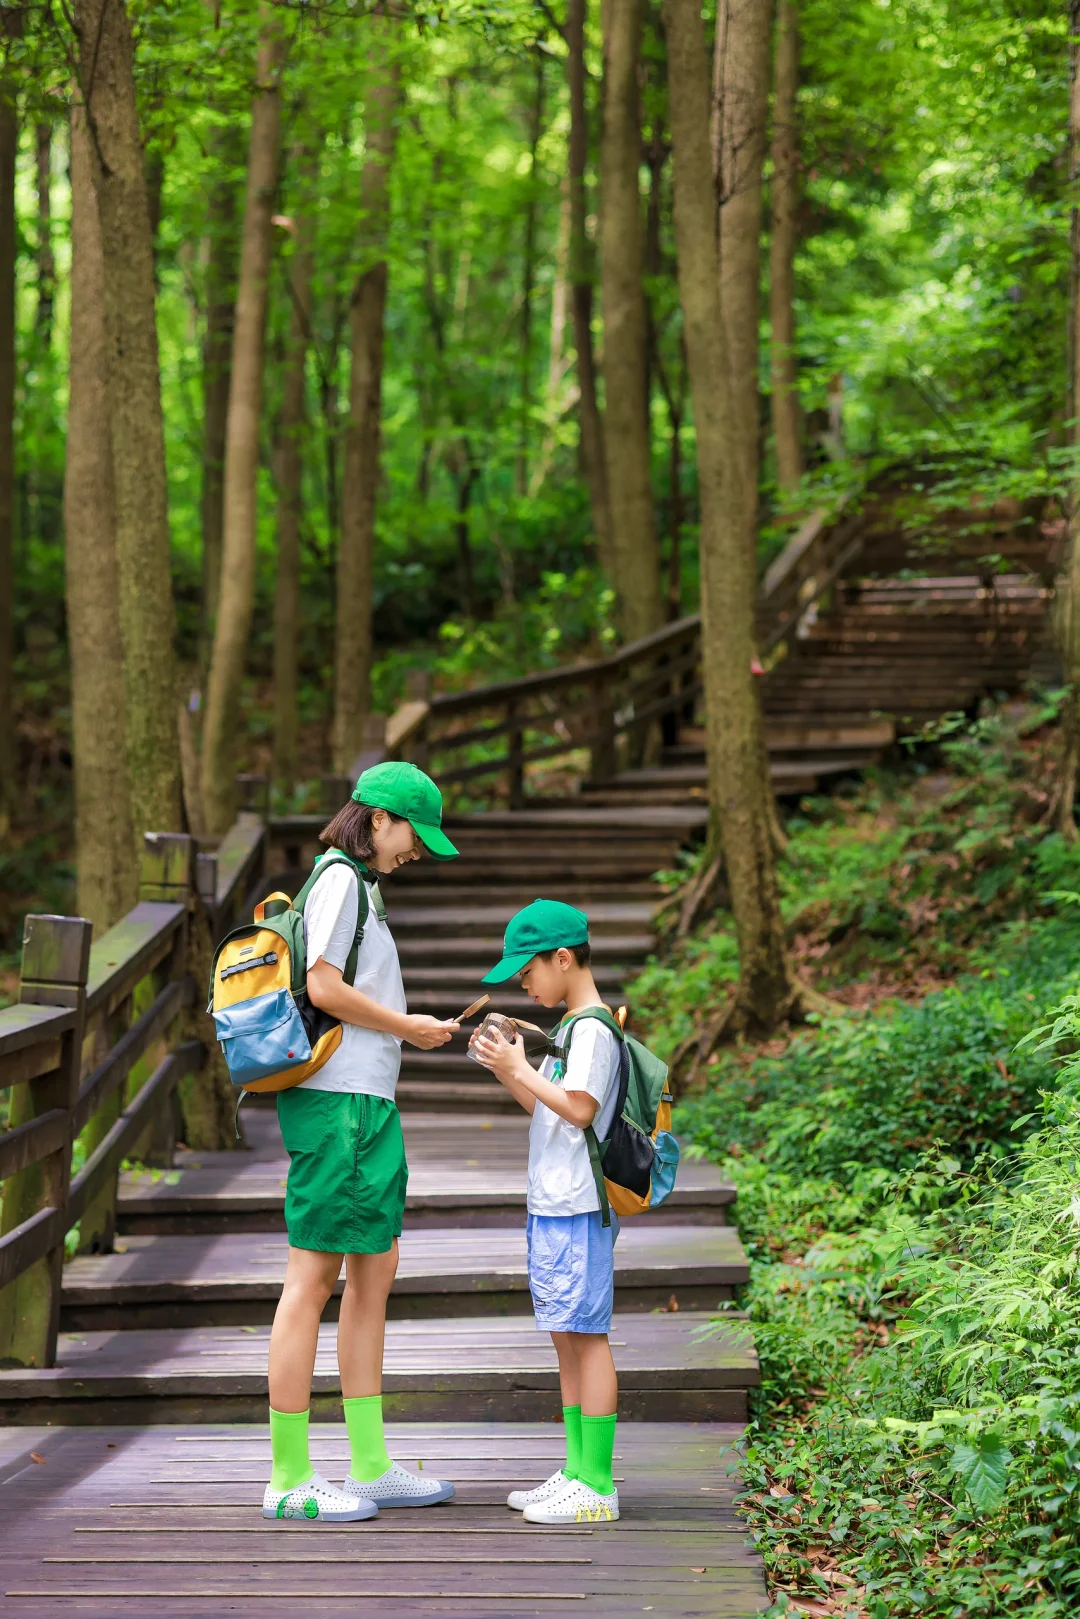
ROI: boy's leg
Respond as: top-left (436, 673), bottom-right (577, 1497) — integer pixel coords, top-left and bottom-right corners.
top-left (337, 1244), bottom-right (454, 1508)
top-left (550, 1332), bottom-right (584, 1480)
top-left (574, 1332), bottom-right (618, 1496)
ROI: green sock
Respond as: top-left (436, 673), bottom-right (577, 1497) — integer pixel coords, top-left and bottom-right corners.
top-left (269, 1407), bottom-right (314, 1492)
top-left (343, 1394), bottom-right (393, 1483)
top-left (562, 1405), bottom-right (583, 1480)
top-left (578, 1413), bottom-right (617, 1496)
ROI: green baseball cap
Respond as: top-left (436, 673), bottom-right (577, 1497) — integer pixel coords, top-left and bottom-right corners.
top-left (482, 898), bottom-right (590, 984)
top-left (352, 761), bottom-right (459, 861)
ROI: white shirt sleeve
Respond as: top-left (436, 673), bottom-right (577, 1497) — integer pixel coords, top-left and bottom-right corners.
top-left (303, 865), bottom-right (360, 980)
top-left (562, 1018), bottom-right (621, 1127)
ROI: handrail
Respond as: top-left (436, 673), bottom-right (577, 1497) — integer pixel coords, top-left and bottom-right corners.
top-left (0, 832), bottom-right (206, 1369)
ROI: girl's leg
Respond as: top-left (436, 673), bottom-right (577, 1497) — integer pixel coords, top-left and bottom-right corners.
top-left (338, 1244), bottom-right (400, 1483)
top-left (266, 1246), bottom-right (343, 1490)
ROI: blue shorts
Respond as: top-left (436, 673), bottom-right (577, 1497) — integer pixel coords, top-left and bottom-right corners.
top-left (526, 1211), bottom-right (619, 1335)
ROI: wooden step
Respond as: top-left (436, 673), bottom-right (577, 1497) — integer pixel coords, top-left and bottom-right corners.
top-left (118, 1110), bottom-right (735, 1235)
top-left (386, 900), bottom-right (657, 937)
top-left (0, 1312), bottom-right (759, 1425)
top-left (0, 1421), bottom-right (767, 1614)
top-left (61, 1223), bottom-right (749, 1331)
top-left (394, 932), bottom-right (654, 966)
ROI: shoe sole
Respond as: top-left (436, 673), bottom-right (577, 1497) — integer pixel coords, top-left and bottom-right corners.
top-left (523, 1507), bottom-right (620, 1525)
top-left (262, 1501), bottom-right (378, 1522)
top-left (357, 1483), bottom-right (456, 1508)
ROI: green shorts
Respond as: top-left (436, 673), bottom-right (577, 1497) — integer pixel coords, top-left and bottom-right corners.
top-left (276, 1089), bottom-right (408, 1254)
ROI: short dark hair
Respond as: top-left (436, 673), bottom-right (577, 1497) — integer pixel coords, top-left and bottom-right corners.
top-left (319, 801), bottom-right (409, 864)
top-left (536, 942), bottom-right (592, 969)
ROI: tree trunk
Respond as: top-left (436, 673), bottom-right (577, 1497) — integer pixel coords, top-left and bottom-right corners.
top-left (333, 26), bottom-right (401, 777)
top-left (35, 123), bottom-right (56, 342)
top-left (712, 0), bottom-right (772, 565)
top-left (65, 102), bottom-right (138, 935)
top-left (567, 0), bottom-right (612, 572)
top-left (201, 5), bottom-right (285, 832)
top-left (769, 0), bottom-right (802, 494)
top-left (200, 125), bottom-right (245, 658)
top-left (516, 50), bottom-right (544, 497)
top-left (273, 162), bottom-right (315, 793)
top-left (73, 0), bottom-right (183, 838)
top-left (1058, 0), bottom-right (1080, 838)
top-left (664, 0), bottom-right (797, 1033)
top-left (0, 25), bottom-right (16, 829)
top-left (599, 0), bottom-right (663, 642)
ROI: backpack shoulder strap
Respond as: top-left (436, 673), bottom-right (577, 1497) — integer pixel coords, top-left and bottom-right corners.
top-left (554, 1005), bottom-right (625, 1053)
top-left (293, 849), bottom-right (370, 987)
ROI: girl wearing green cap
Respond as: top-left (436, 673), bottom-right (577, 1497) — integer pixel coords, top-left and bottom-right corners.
top-left (262, 761), bottom-right (460, 1524)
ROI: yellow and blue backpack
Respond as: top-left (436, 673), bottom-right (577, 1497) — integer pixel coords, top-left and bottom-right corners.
top-left (207, 850), bottom-right (369, 1093)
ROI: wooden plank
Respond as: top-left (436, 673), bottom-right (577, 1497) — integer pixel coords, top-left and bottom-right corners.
top-left (214, 816), bottom-right (266, 912)
top-left (85, 903), bottom-right (187, 1021)
top-left (0, 1107), bottom-right (68, 1182)
top-left (67, 1042), bottom-right (205, 1227)
top-left (73, 978), bottom-right (191, 1135)
top-left (0, 1202), bottom-right (67, 1293)
top-left (0, 1004), bottom-right (74, 1065)
top-left (0, 1422), bottom-right (767, 1616)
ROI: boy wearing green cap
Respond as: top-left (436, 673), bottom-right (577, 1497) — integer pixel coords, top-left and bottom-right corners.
top-left (473, 898), bottom-right (622, 1525)
top-left (263, 762), bottom-right (461, 1523)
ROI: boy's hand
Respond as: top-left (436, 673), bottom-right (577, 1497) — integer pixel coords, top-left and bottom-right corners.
top-left (473, 1026), bottom-right (530, 1084)
top-left (401, 1015), bottom-right (460, 1050)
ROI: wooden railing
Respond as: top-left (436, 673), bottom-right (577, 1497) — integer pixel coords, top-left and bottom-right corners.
top-left (358, 496), bottom-right (865, 807)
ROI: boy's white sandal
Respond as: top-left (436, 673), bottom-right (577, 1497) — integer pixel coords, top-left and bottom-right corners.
top-left (507, 1469), bottom-right (572, 1511)
top-left (522, 1478), bottom-right (620, 1524)
top-left (263, 1472), bottom-right (378, 1522)
top-left (343, 1460), bottom-right (455, 1508)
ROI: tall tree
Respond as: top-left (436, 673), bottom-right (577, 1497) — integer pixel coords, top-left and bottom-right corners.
top-left (65, 102), bottom-right (138, 933)
top-left (1057, 0), bottom-right (1080, 836)
top-left (273, 155), bottom-right (316, 793)
top-left (664, 0), bottom-right (800, 1033)
top-left (769, 0), bottom-right (803, 493)
top-left (201, 5), bottom-right (285, 832)
top-left (600, 0), bottom-right (663, 643)
top-left (566, 0), bottom-right (612, 570)
top-left (516, 49), bottom-right (544, 497)
top-left (333, 23), bottom-right (402, 776)
top-left (0, 13), bottom-right (16, 830)
top-left (712, 0), bottom-right (772, 565)
top-left (200, 123), bottom-right (245, 656)
top-left (73, 0), bottom-right (183, 837)
top-left (35, 123), bottom-right (55, 341)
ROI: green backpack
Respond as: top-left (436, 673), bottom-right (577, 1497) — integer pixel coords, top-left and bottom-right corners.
top-left (551, 1007), bottom-right (679, 1226)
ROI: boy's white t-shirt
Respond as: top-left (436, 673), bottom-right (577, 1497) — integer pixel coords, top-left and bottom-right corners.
top-left (526, 1016), bottom-right (622, 1216)
top-left (299, 863), bottom-right (406, 1099)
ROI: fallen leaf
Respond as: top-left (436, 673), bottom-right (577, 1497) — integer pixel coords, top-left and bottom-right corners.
top-left (106, 1443), bottom-right (116, 1450)
top-left (29, 1452), bottom-right (45, 1465)
top-left (664, 1293), bottom-right (679, 1313)
top-left (690, 1566), bottom-right (706, 1574)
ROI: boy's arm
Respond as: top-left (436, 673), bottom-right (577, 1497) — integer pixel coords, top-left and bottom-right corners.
top-left (472, 1029), bottom-right (599, 1128)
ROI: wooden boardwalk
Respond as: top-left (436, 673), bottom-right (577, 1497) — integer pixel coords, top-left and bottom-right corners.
top-left (0, 1422), bottom-right (764, 1616)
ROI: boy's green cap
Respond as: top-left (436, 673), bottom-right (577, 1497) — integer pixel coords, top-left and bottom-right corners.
top-left (352, 761), bottom-right (459, 861)
top-left (482, 898), bottom-right (589, 984)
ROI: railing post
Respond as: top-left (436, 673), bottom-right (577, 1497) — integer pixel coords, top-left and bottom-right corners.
top-left (131, 834), bottom-right (195, 1166)
top-left (322, 775), bottom-right (352, 816)
top-left (0, 913), bottom-right (92, 1368)
top-left (406, 670), bottom-right (432, 772)
top-left (588, 671), bottom-right (618, 784)
top-left (507, 698), bottom-right (525, 810)
top-left (235, 774), bottom-right (270, 820)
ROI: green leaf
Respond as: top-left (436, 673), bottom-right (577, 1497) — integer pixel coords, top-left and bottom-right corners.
top-left (949, 1431), bottom-right (1011, 1512)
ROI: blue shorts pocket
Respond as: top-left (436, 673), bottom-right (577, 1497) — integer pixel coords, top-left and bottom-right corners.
top-left (212, 988), bottom-right (312, 1088)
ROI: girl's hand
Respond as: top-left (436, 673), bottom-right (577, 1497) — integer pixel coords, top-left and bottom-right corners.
top-left (473, 1026), bottom-right (529, 1083)
top-left (401, 1015), bottom-right (460, 1050)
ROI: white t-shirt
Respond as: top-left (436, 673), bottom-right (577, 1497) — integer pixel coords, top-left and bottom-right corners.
top-left (300, 863), bottom-right (406, 1099)
top-left (526, 1016), bottom-right (622, 1216)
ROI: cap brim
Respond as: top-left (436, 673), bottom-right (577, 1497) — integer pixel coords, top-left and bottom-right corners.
top-left (481, 951), bottom-right (537, 985)
top-left (412, 821), bottom-right (459, 861)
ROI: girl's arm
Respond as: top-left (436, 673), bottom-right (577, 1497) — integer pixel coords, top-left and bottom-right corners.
top-left (472, 1028), bottom-right (599, 1127)
top-left (307, 959), bottom-right (458, 1050)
